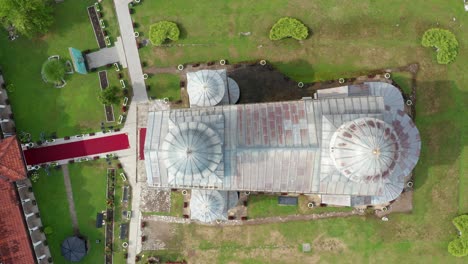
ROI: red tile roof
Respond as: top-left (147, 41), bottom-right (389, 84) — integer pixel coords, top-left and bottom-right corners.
top-left (0, 136), bottom-right (27, 182)
top-left (0, 180), bottom-right (35, 264)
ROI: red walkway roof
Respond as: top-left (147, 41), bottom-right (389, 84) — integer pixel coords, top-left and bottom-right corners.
top-left (23, 133), bottom-right (130, 165)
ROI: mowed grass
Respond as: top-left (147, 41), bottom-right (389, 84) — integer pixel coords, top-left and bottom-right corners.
top-left (247, 195), bottom-right (353, 218)
top-left (0, 0), bottom-right (122, 140)
top-left (145, 73), bottom-right (181, 101)
top-left (68, 162), bottom-right (108, 264)
top-left (132, 0), bottom-right (468, 262)
top-left (32, 169), bottom-right (73, 264)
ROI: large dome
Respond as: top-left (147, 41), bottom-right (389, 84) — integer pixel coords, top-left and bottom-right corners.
top-left (187, 70), bottom-right (226, 107)
top-left (329, 117), bottom-right (400, 183)
top-left (190, 190), bottom-right (226, 223)
top-left (161, 122), bottom-right (223, 179)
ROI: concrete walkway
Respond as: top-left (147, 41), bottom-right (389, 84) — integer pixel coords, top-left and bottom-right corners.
top-left (114, 0), bottom-right (148, 102)
top-left (61, 165), bottom-right (80, 234)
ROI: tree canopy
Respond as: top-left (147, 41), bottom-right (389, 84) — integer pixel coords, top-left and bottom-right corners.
top-left (0, 0), bottom-right (54, 38)
top-left (269, 17), bottom-right (309, 41)
top-left (448, 214), bottom-right (468, 257)
top-left (41, 59), bottom-right (65, 83)
top-left (148, 21), bottom-right (180, 45)
top-left (98, 86), bottom-right (121, 105)
top-left (421, 28), bottom-right (458, 64)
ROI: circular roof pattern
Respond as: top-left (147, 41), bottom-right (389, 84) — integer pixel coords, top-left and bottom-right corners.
top-left (366, 82), bottom-right (404, 111)
top-left (330, 117), bottom-right (401, 183)
top-left (161, 122), bottom-right (223, 179)
top-left (190, 190), bottom-right (225, 223)
top-left (187, 70), bottom-right (226, 106)
top-left (227, 77), bottom-right (240, 104)
top-left (61, 236), bottom-right (87, 262)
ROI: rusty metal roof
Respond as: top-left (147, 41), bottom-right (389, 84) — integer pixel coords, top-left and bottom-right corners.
top-left (145, 82), bottom-right (420, 205)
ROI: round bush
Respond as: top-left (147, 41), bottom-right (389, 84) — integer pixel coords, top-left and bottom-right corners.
top-left (269, 17), bottom-right (309, 41)
top-left (148, 21), bottom-right (180, 45)
top-left (421, 28), bottom-right (458, 64)
top-left (448, 238), bottom-right (467, 257)
top-left (41, 59), bottom-right (66, 83)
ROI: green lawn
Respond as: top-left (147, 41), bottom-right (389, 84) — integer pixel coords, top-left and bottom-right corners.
top-left (145, 73), bottom-right (181, 101)
top-left (247, 195), bottom-right (353, 218)
top-left (132, 0), bottom-right (468, 262)
top-left (392, 72), bottom-right (413, 94)
top-left (68, 162), bottom-right (108, 264)
top-left (32, 168), bottom-right (73, 264)
top-left (0, 0), bottom-right (126, 140)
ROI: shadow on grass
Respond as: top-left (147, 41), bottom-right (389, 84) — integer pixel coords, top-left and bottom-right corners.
top-left (412, 80), bottom-right (467, 192)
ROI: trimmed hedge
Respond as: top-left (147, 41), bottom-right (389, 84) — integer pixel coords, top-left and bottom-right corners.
top-left (148, 21), bottom-right (180, 45)
top-left (421, 28), bottom-right (458, 64)
top-left (269, 17), bottom-right (309, 41)
top-left (41, 59), bottom-right (66, 83)
top-left (448, 215), bottom-right (468, 257)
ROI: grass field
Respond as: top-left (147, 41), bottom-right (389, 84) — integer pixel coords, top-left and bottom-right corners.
top-left (132, 0), bottom-right (468, 262)
top-left (68, 162), bottom-right (107, 264)
top-left (0, 0), bottom-right (125, 140)
top-left (247, 195), bottom-right (353, 218)
top-left (145, 73), bottom-right (181, 101)
top-left (32, 169), bottom-right (73, 264)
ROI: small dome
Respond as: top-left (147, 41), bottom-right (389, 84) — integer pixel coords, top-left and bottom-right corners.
top-left (187, 70), bottom-right (226, 106)
top-left (227, 77), bottom-right (240, 104)
top-left (367, 82), bottom-right (404, 111)
top-left (190, 190), bottom-right (226, 222)
top-left (161, 122), bottom-right (223, 179)
top-left (330, 118), bottom-right (400, 183)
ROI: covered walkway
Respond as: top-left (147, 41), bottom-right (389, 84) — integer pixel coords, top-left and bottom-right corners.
top-left (23, 133), bottom-right (130, 165)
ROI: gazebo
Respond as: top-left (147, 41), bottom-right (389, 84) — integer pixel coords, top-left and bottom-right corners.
top-left (61, 236), bottom-right (87, 262)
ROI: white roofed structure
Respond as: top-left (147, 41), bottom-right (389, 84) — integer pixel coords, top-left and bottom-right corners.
top-left (144, 82), bottom-right (421, 210)
top-left (187, 70), bottom-right (240, 107)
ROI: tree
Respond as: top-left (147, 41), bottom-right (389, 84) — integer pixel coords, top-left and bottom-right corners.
top-left (41, 59), bottom-right (66, 83)
top-left (269, 17), bottom-right (309, 41)
top-left (421, 28), bottom-right (458, 64)
top-left (98, 86), bottom-right (121, 105)
top-left (0, 0), bottom-right (54, 38)
top-left (148, 21), bottom-right (180, 45)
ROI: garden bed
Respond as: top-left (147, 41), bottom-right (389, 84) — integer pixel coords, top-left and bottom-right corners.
top-left (87, 5), bottom-right (106, 48)
top-left (105, 168), bottom-right (116, 264)
top-left (99, 71), bottom-right (109, 89)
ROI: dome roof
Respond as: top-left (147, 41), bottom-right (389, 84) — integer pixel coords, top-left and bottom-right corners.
top-left (190, 190), bottom-right (226, 222)
top-left (187, 70), bottom-right (226, 107)
top-left (161, 122), bottom-right (223, 180)
top-left (61, 236), bottom-right (87, 262)
top-left (330, 117), bottom-right (401, 183)
top-left (366, 82), bottom-right (404, 111)
top-left (227, 77), bottom-right (240, 104)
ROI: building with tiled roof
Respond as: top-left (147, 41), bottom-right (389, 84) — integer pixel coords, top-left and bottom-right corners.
top-left (0, 136), bottom-right (35, 264)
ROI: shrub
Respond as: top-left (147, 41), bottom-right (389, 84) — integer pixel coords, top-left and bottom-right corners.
top-left (269, 17), bottom-right (309, 41)
top-left (448, 214), bottom-right (468, 257)
top-left (41, 59), bottom-right (66, 83)
top-left (421, 28), bottom-right (459, 64)
top-left (98, 86), bottom-right (121, 105)
top-left (44, 226), bottom-right (53, 235)
top-left (148, 21), bottom-right (180, 45)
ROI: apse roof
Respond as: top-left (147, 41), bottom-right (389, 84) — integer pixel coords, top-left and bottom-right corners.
top-left (187, 70), bottom-right (226, 107)
top-left (190, 190), bottom-right (226, 223)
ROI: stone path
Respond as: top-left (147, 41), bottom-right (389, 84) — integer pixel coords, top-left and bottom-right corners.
top-left (143, 210), bottom-right (364, 226)
top-left (114, 0), bottom-right (148, 102)
top-left (61, 165), bottom-right (80, 234)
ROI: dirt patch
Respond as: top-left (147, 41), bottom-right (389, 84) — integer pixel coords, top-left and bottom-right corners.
top-left (140, 186), bottom-right (171, 212)
top-left (312, 235), bottom-right (346, 253)
top-left (141, 221), bottom-right (179, 251)
top-left (229, 65), bottom-right (316, 103)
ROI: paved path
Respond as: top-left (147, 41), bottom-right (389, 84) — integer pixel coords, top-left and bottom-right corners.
top-left (114, 0), bottom-right (148, 102)
top-left (61, 165), bottom-right (80, 234)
